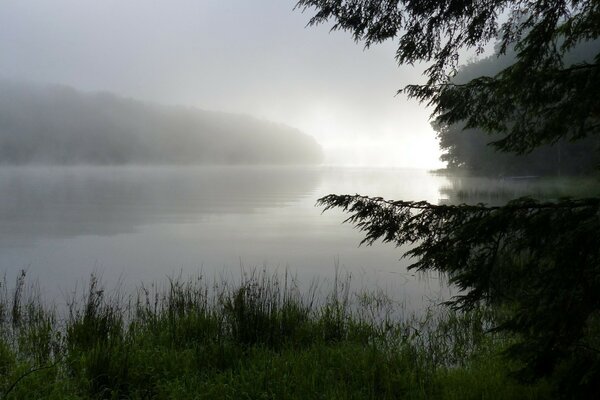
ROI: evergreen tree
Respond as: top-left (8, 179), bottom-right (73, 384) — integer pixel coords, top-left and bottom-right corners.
top-left (298, 1), bottom-right (600, 396)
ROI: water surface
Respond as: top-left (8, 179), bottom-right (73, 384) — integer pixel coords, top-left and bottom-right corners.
top-left (1, 166), bottom-right (594, 310)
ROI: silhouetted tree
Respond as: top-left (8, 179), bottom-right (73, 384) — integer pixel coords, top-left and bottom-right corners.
top-left (435, 39), bottom-right (600, 176)
top-left (298, 1), bottom-right (600, 396)
top-left (297, 0), bottom-right (600, 152)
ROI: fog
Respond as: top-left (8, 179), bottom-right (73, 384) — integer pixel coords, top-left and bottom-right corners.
top-left (0, 0), bottom-right (442, 168)
top-left (0, 81), bottom-right (323, 165)
top-left (0, 166), bottom-right (322, 246)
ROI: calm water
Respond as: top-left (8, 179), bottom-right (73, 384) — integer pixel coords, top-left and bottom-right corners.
top-left (1, 166), bottom-right (595, 310)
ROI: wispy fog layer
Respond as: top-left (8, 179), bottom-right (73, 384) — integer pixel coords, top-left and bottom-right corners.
top-left (0, 0), bottom-right (443, 168)
top-left (0, 81), bottom-right (323, 165)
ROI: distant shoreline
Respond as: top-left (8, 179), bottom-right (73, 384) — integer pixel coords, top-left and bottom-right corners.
top-left (0, 81), bottom-right (324, 166)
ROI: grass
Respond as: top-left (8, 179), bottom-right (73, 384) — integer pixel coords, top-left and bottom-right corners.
top-left (0, 270), bottom-right (551, 399)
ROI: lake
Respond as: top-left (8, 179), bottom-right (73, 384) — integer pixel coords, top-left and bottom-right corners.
top-left (1, 166), bottom-right (596, 311)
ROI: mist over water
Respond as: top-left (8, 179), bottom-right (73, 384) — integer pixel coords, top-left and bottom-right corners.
top-left (0, 166), bottom-right (451, 310)
top-left (2, 165), bottom-right (592, 311)
top-left (2, 1), bottom-right (595, 317)
top-left (0, 81), bottom-right (323, 166)
top-left (0, 80), bottom-right (448, 311)
top-left (0, 0), bottom-right (443, 169)
top-left (0, 1), bottom-right (445, 306)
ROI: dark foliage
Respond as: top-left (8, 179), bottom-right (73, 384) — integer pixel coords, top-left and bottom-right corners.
top-left (435, 120), bottom-right (600, 176)
top-left (299, 1), bottom-right (600, 396)
top-left (318, 194), bottom-right (600, 396)
top-left (434, 39), bottom-right (600, 175)
top-left (296, 0), bottom-right (600, 153)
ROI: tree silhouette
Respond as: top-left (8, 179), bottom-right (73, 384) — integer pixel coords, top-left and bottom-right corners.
top-left (296, 1), bottom-right (599, 151)
top-left (298, 1), bottom-right (600, 396)
top-left (434, 39), bottom-right (600, 175)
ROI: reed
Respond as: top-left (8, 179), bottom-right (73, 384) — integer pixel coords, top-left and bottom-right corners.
top-left (0, 270), bottom-right (550, 399)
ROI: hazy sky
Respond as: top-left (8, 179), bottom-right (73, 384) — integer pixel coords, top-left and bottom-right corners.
top-left (0, 0), bottom-right (443, 168)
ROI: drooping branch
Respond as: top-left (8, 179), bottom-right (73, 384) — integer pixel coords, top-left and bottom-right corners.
top-left (298, 1), bottom-right (600, 154)
top-left (318, 193), bottom-right (600, 306)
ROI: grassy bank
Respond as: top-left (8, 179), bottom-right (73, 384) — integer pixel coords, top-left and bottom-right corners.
top-left (0, 271), bottom-right (549, 399)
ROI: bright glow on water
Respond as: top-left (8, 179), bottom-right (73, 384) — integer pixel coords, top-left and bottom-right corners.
top-left (2, 166), bottom-right (593, 311)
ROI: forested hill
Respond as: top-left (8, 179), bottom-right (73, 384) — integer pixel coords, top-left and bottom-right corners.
top-left (0, 82), bottom-right (323, 165)
top-left (434, 40), bottom-right (600, 176)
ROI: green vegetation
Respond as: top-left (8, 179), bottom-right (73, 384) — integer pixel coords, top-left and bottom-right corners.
top-left (298, 1), bottom-right (600, 397)
top-left (318, 194), bottom-right (600, 397)
top-left (0, 271), bottom-right (550, 399)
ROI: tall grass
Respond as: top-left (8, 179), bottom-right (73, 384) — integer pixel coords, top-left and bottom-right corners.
top-left (0, 270), bottom-right (550, 399)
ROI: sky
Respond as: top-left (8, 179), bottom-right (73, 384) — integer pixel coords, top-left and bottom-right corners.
top-left (0, 0), bottom-right (444, 168)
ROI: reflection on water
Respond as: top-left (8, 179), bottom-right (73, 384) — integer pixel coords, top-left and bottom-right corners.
top-left (0, 166), bottom-right (321, 246)
top-left (5, 166), bottom-right (593, 311)
top-left (439, 173), bottom-right (600, 205)
top-left (0, 166), bottom-right (451, 311)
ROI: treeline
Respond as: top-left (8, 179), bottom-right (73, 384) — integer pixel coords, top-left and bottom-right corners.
top-left (434, 40), bottom-right (600, 176)
top-left (0, 81), bottom-right (323, 165)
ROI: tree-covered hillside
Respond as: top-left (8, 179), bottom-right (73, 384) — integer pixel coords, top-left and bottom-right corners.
top-left (434, 40), bottom-right (600, 176)
top-left (0, 81), bottom-right (323, 165)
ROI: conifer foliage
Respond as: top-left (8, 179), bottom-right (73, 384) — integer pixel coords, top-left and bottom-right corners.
top-left (317, 195), bottom-right (600, 299)
top-left (317, 195), bottom-right (600, 394)
top-left (300, 0), bottom-right (600, 396)
top-left (296, 0), bottom-right (600, 152)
